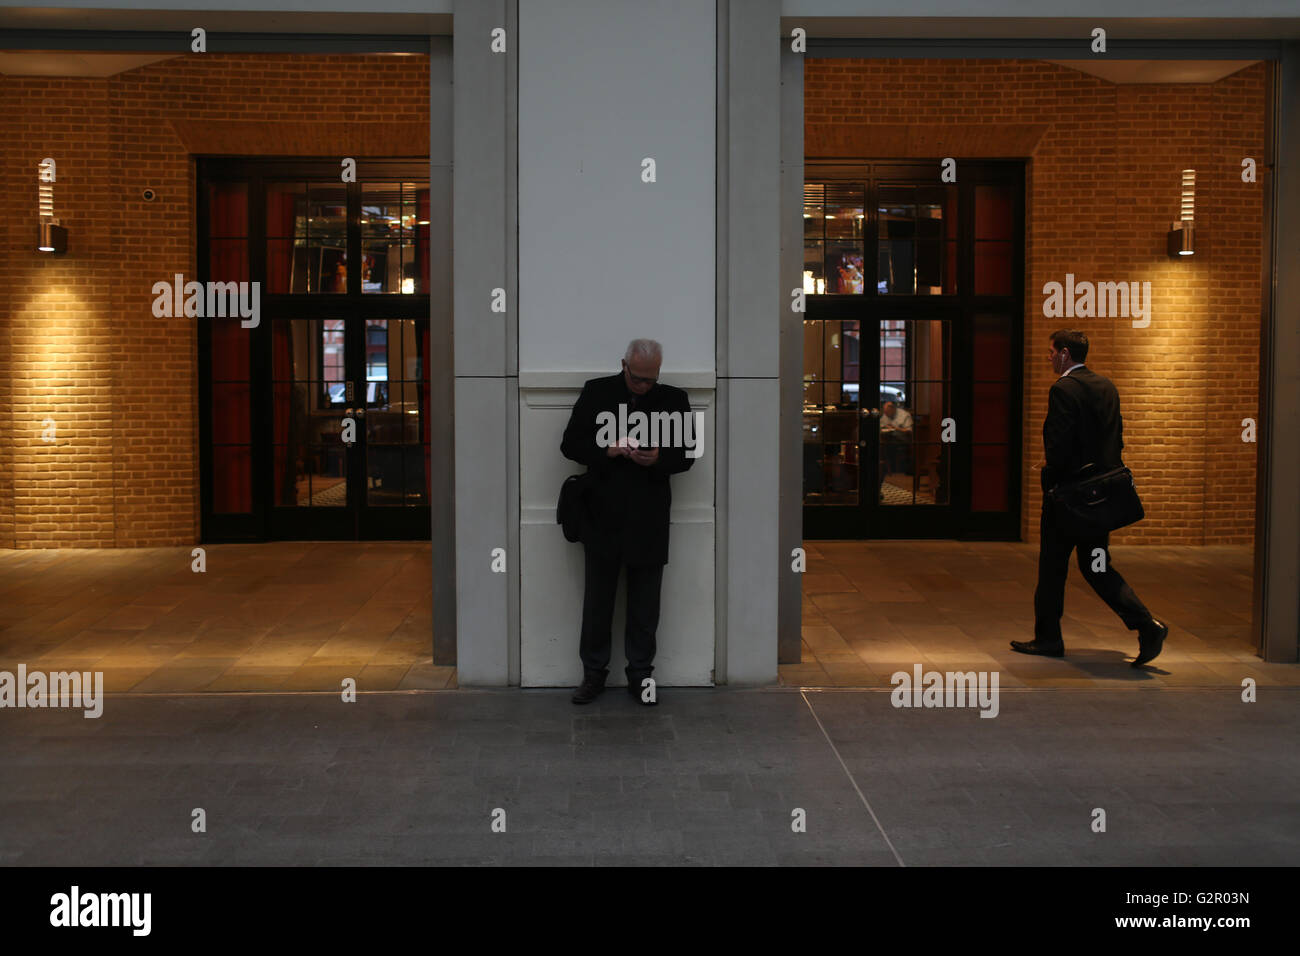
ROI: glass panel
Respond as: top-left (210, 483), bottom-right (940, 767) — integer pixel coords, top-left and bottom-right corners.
top-left (367, 443), bottom-right (404, 506)
top-left (802, 319), bottom-right (825, 405)
top-left (265, 239), bottom-right (302, 294)
top-left (308, 445), bottom-right (348, 507)
top-left (314, 246), bottom-right (348, 294)
top-left (915, 240), bottom-right (945, 294)
top-left (823, 184), bottom-right (865, 239)
top-left (361, 182), bottom-right (428, 294)
top-left (361, 182), bottom-right (402, 237)
top-left (972, 444), bottom-right (1009, 511)
top-left (308, 185), bottom-right (347, 295)
top-left (821, 404), bottom-right (859, 504)
top-left (802, 411), bottom-right (825, 500)
top-left (208, 181), bottom-right (248, 236)
top-left (271, 318), bottom-right (348, 508)
top-left (803, 182), bottom-right (824, 238)
top-left (975, 184), bottom-right (1013, 240)
top-left (877, 187), bottom-right (915, 239)
top-left (404, 445), bottom-right (427, 505)
top-left (266, 183), bottom-right (306, 237)
top-left (974, 240), bottom-right (1012, 295)
top-left (825, 241), bottom-right (865, 294)
top-left (803, 240), bottom-right (826, 294)
top-left (878, 240), bottom-right (914, 294)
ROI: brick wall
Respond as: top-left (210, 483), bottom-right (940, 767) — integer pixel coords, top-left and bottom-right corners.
top-left (805, 58), bottom-right (1266, 544)
top-left (0, 54), bottom-right (430, 547)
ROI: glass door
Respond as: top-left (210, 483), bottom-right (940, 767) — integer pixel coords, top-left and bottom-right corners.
top-left (198, 158), bottom-right (432, 541)
top-left (801, 161), bottom-right (1023, 540)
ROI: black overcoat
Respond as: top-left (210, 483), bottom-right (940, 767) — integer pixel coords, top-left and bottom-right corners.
top-left (560, 372), bottom-right (697, 567)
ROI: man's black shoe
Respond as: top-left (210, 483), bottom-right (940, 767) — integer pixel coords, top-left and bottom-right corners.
top-left (1010, 639), bottom-right (1065, 658)
top-left (571, 679), bottom-right (605, 704)
top-left (627, 679), bottom-right (657, 705)
top-left (1133, 618), bottom-right (1169, 667)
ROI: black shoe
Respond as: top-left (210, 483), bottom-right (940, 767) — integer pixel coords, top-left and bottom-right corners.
top-left (1133, 618), bottom-right (1169, 667)
top-left (1010, 639), bottom-right (1065, 658)
top-left (571, 678), bottom-right (605, 704)
top-left (627, 678), bottom-right (657, 705)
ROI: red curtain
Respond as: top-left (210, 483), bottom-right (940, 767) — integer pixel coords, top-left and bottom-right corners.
top-left (209, 183), bottom-right (252, 514)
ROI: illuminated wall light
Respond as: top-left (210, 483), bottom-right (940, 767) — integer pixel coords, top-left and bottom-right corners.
top-left (1167, 168), bottom-right (1195, 258)
top-left (38, 158), bottom-right (67, 254)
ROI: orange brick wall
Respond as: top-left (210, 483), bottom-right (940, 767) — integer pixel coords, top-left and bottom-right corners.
top-left (0, 54), bottom-right (430, 547)
top-left (805, 58), bottom-right (1266, 545)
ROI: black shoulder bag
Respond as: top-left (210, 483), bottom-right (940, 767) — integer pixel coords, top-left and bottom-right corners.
top-left (556, 472), bottom-right (593, 543)
top-left (1047, 462), bottom-right (1145, 539)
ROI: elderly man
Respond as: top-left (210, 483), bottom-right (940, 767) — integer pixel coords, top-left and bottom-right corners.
top-left (560, 339), bottom-right (696, 705)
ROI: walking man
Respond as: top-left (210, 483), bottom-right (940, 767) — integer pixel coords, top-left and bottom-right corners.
top-left (561, 339), bottom-right (697, 704)
top-left (1012, 329), bottom-right (1169, 666)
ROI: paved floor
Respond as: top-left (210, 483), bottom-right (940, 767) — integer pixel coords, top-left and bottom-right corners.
top-left (2, 687), bottom-right (1296, 866)
top-left (0, 541), bottom-right (1292, 694)
top-left (788, 541), bottom-right (1299, 688)
top-left (0, 543), bottom-right (451, 693)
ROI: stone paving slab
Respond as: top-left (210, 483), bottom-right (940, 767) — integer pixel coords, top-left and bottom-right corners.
top-left (0, 686), bottom-right (1296, 866)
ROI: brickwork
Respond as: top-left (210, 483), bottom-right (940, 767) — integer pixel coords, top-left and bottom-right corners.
top-left (0, 54), bottom-right (430, 547)
top-left (805, 58), bottom-right (1266, 544)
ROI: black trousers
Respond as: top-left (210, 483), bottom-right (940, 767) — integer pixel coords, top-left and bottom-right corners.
top-left (1033, 505), bottom-right (1153, 644)
top-left (579, 545), bottom-right (663, 686)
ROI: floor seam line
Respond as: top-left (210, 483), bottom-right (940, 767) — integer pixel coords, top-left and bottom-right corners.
top-left (800, 689), bottom-right (905, 867)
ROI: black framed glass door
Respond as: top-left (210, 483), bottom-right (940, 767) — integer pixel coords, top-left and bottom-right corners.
top-left (802, 161), bottom-right (1024, 540)
top-left (198, 159), bottom-right (433, 541)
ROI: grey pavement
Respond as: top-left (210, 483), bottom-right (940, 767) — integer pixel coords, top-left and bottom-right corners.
top-left (1, 686), bottom-right (1297, 866)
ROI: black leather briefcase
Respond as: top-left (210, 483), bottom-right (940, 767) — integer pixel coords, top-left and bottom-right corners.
top-left (556, 473), bottom-right (593, 543)
top-left (1047, 462), bottom-right (1145, 538)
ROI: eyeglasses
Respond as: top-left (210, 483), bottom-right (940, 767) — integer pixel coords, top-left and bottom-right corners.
top-left (624, 362), bottom-right (658, 387)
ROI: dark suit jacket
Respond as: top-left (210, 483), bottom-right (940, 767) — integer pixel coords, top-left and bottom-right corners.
top-left (1041, 366), bottom-right (1125, 494)
top-left (560, 372), bottom-right (696, 567)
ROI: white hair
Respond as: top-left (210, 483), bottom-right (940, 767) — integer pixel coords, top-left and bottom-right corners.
top-left (624, 338), bottom-right (663, 364)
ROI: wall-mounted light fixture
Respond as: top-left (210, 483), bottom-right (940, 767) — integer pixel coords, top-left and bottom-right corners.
top-left (38, 158), bottom-right (67, 254)
top-left (1167, 168), bottom-right (1195, 258)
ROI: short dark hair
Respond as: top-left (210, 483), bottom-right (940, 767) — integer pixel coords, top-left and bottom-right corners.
top-left (1049, 329), bottom-right (1089, 363)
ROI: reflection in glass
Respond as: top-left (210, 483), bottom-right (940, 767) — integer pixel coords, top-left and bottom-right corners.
top-left (805, 181), bottom-right (865, 295)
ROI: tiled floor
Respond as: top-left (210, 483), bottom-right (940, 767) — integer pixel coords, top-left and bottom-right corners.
top-left (783, 540), bottom-right (1300, 688)
top-left (0, 540), bottom-right (1292, 694)
top-left (0, 543), bottom-right (451, 693)
top-left (3, 686), bottom-right (1298, 865)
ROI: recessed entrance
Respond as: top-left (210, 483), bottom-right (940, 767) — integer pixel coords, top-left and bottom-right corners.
top-left (802, 161), bottom-right (1024, 540)
top-left (197, 159), bottom-right (433, 542)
